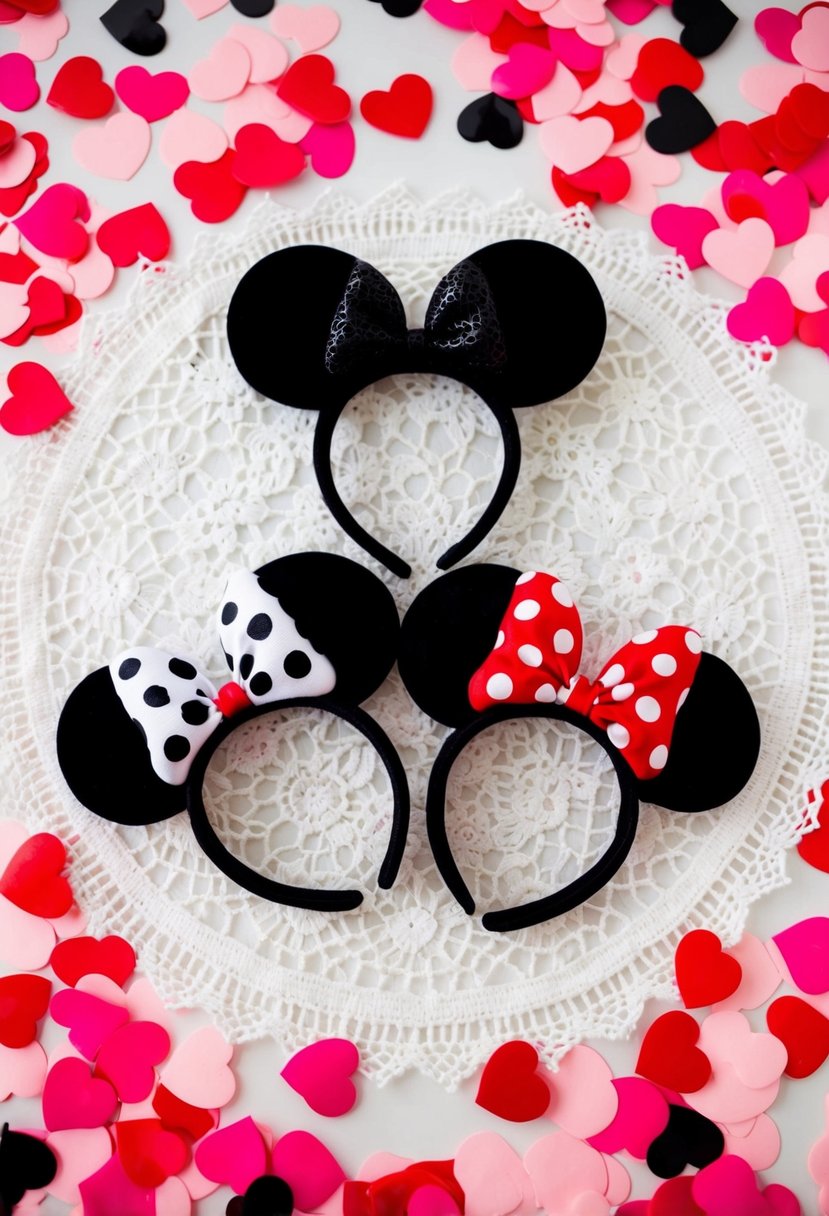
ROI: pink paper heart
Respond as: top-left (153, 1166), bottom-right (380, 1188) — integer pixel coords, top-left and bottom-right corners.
top-left (189, 38), bottom-right (251, 102)
top-left (158, 108), bottom-right (228, 171)
top-left (69, 238), bottom-right (115, 301)
top-left (754, 8), bottom-right (800, 63)
top-left (115, 66), bottom-right (189, 122)
top-left (547, 1045), bottom-right (618, 1139)
top-left (606, 33), bottom-right (647, 80)
top-left (712, 933), bottom-right (782, 1013)
top-left (532, 63), bottom-right (583, 120)
top-left (793, 7), bottom-right (829, 70)
top-left (685, 1010), bottom-right (786, 1123)
top-left (773, 917), bottom-right (829, 994)
top-left (491, 44), bottom-right (557, 100)
top-left (195, 1116), bottom-right (267, 1193)
top-left (95, 1020), bottom-right (171, 1103)
top-left (727, 279), bottom-right (796, 347)
top-left (618, 143), bottom-right (680, 215)
top-left (0, 1040), bottom-right (46, 1099)
top-left (408, 1186), bottom-right (462, 1216)
top-left (73, 113), bottom-right (151, 181)
top-left (50, 989), bottom-right (128, 1061)
top-left (0, 53), bottom-right (39, 110)
top-left (605, 0), bottom-right (658, 23)
top-left (548, 27), bottom-right (604, 71)
top-left (47, 1128), bottom-right (113, 1205)
top-left (525, 1132), bottom-right (608, 1213)
top-left (156, 1176), bottom-right (192, 1216)
top-left (0, 136), bottom-right (36, 189)
top-left (652, 204), bottom-right (719, 269)
top-left (180, 0), bottom-right (227, 15)
top-left (281, 1037), bottom-right (359, 1116)
top-left (227, 24), bottom-right (288, 84)
top-left (0, 281), bottom-right (29, 341)
top-left (161, 1026), bottom-right (235, 1109)
top-left (739, 62), bottom-right (805, 114)
top-left (576, 74), bottom-right (633, 111)
top-left (14, 183), bottom-right (90, 261)
top-left (15, 9), bottom-right (69, 61)
top-left (358, 1152), bottom-right (413, 1180)
top-left (451, 34), bottom-right (507, 92)
top-left (223, 82), bottom-right (295, 141)
top-left (300, 120), bottom-right (354, 177)
top-left (454, 1132), bottom-right (537, 1216)
top-left (539, 114), bottom-right (614, 173)
top-left (272, 1130), bottom-right (346, 1210)
top-left (779, 235), bottom-right (829, 310)
top-left (42, 1057), bottom-right (118, 1131)
top-left (588, 1077), bottom-right (670, 1159)
top-left (692, 1153), bottom-right (794, 1216)
top-left (603, 1155), bottom-right (631, 1206)
top-left (702, 218), bottom-right (775, 288)
top-left (722, 1113), bottom-right (781, 1172)
top-left (721, 170), bottom-right (810, 246)
top-left (270, 4), bottom-right (341, 53)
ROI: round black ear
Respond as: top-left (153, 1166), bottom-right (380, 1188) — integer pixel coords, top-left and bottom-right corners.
top-left (254, 552), bottom-right (399, 706)
top-left (462, 240), bottom-right (607, 407)
top-left (56, 667), bottom-right (185, 826)
top-left (399, 564), bottom-right (520, 727)
top-left (639, 652), bottom-right (760, 812)
top-left (227, 245), bottom-right (400, 410)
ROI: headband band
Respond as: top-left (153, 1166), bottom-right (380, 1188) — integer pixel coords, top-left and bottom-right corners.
top-left (227, 240), bottom-right (607, 578)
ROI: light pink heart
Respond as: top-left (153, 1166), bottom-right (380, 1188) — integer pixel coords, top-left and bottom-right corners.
top-left (0, 52), bottom-right (39, 110)
top-left (195, 1116), bottom-right (267, 1193)
top-left (739, 62), bottom-right (805, 114)
top-left (15, 9), bottom-right (69, 61)
top-left (223, 82), bottom-right (294, 140)
top-left (50, 988), bottom-right (128, 1060)
top-left (69, 239), bottom-right (115, 302)
top-left (49, 902), bottom-right (87, 940)
top-left (358, 1152), bottom-right (413, 1180)
top-left (272, 1130), bottom-right (346, 1210)
top-left (189, 38), bottom-right (251, 102)
top-left (712, 933), bottom-right (782, 1012)
top-left (269, 4), bottom-right (341, 53)
top-left (684, 1010), bottom-right (785, 1123)
top-left (525, 1132), bottom-right (608, 1212)
top-left (492, 43), bottom-right (557, 100)
top-left (47, 1128), bottom-right (113, 1204)
top-left (539, 114), bottom-right (614, 173)
top-left (73, 112), bottom-right (151, 181)
top-left (95, 1020), bottom-right (171, 1102)
top-left (451, 34), bottom-right (507, 92)
top-left (161, 1025), bottom-right (235, 1109)
top-left (301, 120), bottom-right (354, 177)
top-left (281, 1037), bottom-right (359, 1116)
top-left (115, 66), bottom-right (189, 122)
top-left (180, 0), bottom-right (227, 16)
top-left (178, 1153), bottom-right (220, 1202)
top-left (722, 1113), bottom-right (781, 1171)
top-left (547, 1045), bottom-right (618, 1139)
top-left (618, 143), bottom-right (680, 214)
top-left (454, 1132), bottom-right (537, 1216)
top-left (227, 24), bottom-right (288, 84)
top-left (155, 1176), bottom-right (192, 1216)
top-left (603, 1155), bottom-right (631, 1205)
top-left (793, 7), bottom-right (829, 71)
top-left (42, 1057), bottom-right (118, 1131)
top-left (605, 33), bottom-right (646, 80)
top-left (0, 136), bottom-right (36, 188)
top-left (702, 219), bottom-right (775, 288)
top-left (159, 108), bottom-right (228, 170)
top-left (532, 63), bottom-right (583, 120)
top-left (0, 281), bottom-right (30, 341)
top-left (575, 74), bottom-right (632, 111)
top-left (0, 1040), bottom-right (47, 1099)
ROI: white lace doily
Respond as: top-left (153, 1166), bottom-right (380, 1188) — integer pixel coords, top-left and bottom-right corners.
top-left (3, 187), bottom-right (827, 1089)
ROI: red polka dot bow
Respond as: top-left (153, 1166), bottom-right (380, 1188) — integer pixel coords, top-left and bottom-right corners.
top-left (468, 572), bottom-right (703, 780)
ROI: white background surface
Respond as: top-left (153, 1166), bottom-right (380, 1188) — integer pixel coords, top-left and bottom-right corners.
top-left (2, 1), bottom-right (829, 1211)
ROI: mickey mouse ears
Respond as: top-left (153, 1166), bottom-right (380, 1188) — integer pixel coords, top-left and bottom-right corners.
top-left (228, 241), bottom-right (606, 577)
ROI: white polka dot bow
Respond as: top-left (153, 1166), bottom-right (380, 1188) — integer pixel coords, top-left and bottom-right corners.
top-left (110, 569), bottom-right (336, 785)
top-left (468, 571), bottom-right (703, 779)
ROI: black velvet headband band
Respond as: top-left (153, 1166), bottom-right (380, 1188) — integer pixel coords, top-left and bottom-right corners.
top-left (226, 240), bottom-right (607, 578)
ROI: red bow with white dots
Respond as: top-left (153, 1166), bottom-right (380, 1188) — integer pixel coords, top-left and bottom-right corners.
top-left (468, 572), bottom-right (702, 780)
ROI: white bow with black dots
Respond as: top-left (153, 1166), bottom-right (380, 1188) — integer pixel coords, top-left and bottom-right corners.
top-left (110, 568), bottom-right (336, 786)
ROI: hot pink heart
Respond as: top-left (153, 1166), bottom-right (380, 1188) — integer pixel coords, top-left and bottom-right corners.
top-left (0, 1040), bottom-right (47, 1099)
top-left (773, 917), bottom-right (829, 994)
top-left (408, 1186), bottom-right (462, 1216)
top-left (194, 1116), bottom-right (267, 1193)
top-left (42, 1057), bottom-right (118, 1131)
top-left (547, 27), bottom-right (604, 72)
top-left (272, 1129), bottom-right (346, 1211)
top-left (14, 183), bottom-right (90, 261)
top-left (281, 1037), bottom-right (359, 1116)
top-left (651, 204), bottom-right (719, 270)
top-left (491, 44), bottom-right (556, 100)
top-left (587, 1076), bottom-right (670, 1159)
top-left (50, 988), bottom-right (128, 1060)
top-left (797, 142), bottom-right (829, 205)
top-left (727, 279), bottom-right (796, 347)
top-left (754, 7), bottom-right (800, 63)
top-left (721, 170), bottom-right (810, 246)
top-left (300, 121), bottom-right (355, 178)
top-left (0, 53), bottom-right (39, 110)
top-left (95, 1020), bottom-right (171, 1103)
top-left (115, 66), bottom-right (189, 122)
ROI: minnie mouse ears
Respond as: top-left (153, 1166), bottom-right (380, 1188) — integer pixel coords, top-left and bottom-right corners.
top-left (227, 241), bottom-right (606, 577)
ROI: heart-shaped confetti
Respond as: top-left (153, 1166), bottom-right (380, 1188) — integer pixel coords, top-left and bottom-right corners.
top-left (0, 362), bottom-right (74, 436)
top-left (73, 112), bottom-right (151, 182)
top-left (0, 832), bottom-right (72, 917)
top-left (15, 8), bottom-right (69, 61)
top-left (46, 1127), bottom-right (113, 1205)
top-left (42, 1056), bottom-right (118, 1131)
top-left (227, 24), bottom-right (288, 84)
top-left (0, 1040), bottom-right (47, 1100)
top-left (701, 218), bottom-right (775, 288)
top-left (546, 1044), bottom-right (618, 1139)
top-left (276, 54), bottom-right (351, 124)
top-left (0, 974), bottom-right (51, 1048)
top-left (755, 7), bottom-right (800, 64)
top-left (767, 995), bottom-right (829, 1077)
top-left (189, 38), bottom-right (251, 103)
top-left (100, 0), bottom-right (166, 57)
top-left (647, 1104), bottom-right (725, 1179)
top-left (361, 74), bottom-right (433, 138)
top-left (281, 1037), bottom-right (359, 1117)
top-left (152, 1083), bottom-right (216, 1141)
top-left (300, 120), bottom-right (355, 177)
top-left (475, 1041), bottom-right (551, 1123)
top-left (116, 1119), bottom-right (189, 1188)
top-left (792, 7), bottom-right (829, 71)
top-left (195, 1116), bottom-right (267, 1193)
top-left (0, 137), bottom-right (36, 190)
top-left (773, 917), bottom-right (829, 994)
top-left (0, 53), bottom-right (39, 110)
top-left (232, 124), bottom-right (306, 186)
top-left (115, 66), bottom-right (189, 122)
top-left (454, 1131), bottom-right (536, 1216)
top-left (646, 86), bottom-right (716, 154)
top-left (270, 4), bottom-right (341, 52)
top-left (524, 1131), bottom-right (608, 1213)
top-left (50, 989), bottom-right (128, 1061)
top-left (161, 1025), bottom-right (235, 1109)
top-left (711, 932), bottom-right (782, 1013)
top-left (174, 151), bottom-right (248, 224)
top-left (50, 935), bottom-right (136, 988)
top-left (721, 170), bottom-right (810, 246)
top-left (159, 108), bottom-right (228, 171)
top-left (652, 204), bottom-right (718, 269)
top-left (675, 930), bottom-right (743, 1008)
top-left (491, 43), bottom-right (556, 100)
top-left (457, 93), bottom-right (523, 149)
top-left (636, 1011), bottom-right (711, 1092)
top-left (272, 1129), bottom-right (346, 1210)
top-left (46, 56), bottom-right (114, 119)
top-left (95, 1020), bottom-right (171, 1102)
top-left (96, 203), bottom-right (170, 267)
top-left (630, 38), bottom-right (703, 103)
top-left (539, 114), bottom-right (615, 173)
top-left (588, 1076), bottom-right (670, 1158)
top-left (727, 278), bottom-right (796, 346)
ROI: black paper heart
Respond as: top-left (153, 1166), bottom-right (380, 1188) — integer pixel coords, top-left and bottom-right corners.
top-left (226, 1176), bottom-right (295, 1216)
top-left (673, 0), bottom-right (738, 58)
top-left (646, 86), bottom-right (716, 154)
top-left (0, 1124), bottom-right (58, 1213)
top-left (100, 0), bottom-right (166, 56)
top-left (230, 0), bottom-right (275, 14)
top-left (367, 0), bottom-right (424, 14)
top-left (646, 1104), bottom-right (725, 1179)
top-left (457, 94), bottom-right (524, 150)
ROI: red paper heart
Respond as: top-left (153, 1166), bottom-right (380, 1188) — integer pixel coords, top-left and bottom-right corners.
top-left (115, 1119), bottom-right (188, 1188)
top-left (0, 973), bottom-right (51, 1048)
top-left (360, 74), bottom-right (433, 139)
top-left (789, 83), bottom-right (829, 140)
top-left (0, 130), bottom-right (48, 218)
top-left (96, 203), bottom-right (170, 267)
top-left (276, 54), bottom-right (351, 125)
top-left (50, 935), bottom-right (136, 988)
top-left (650, 1176), bottom-right (706, 1216)
top-left (767, 995), bottom-right (829, 1078)
top-left (47, 56), bottom-right (114, 120)
top-left (174, 149), bottom-right (248, 224)
top-left (232, 123), bottom-right (306, 187)
top-left (630, 38), bottom-right (704, 103)
top-left (579, 100), bottom-right (644, 143)
top-left (475, 1041), bottom-right (551, 1122)
top-left (798, 780), bottom-right (829, 872)
top-left (1, 278), bottom-right (79, 348)
top-left (0, 119), bottom-right (15, 153)
top-left (560, 157), bottom-right (632, 204)
top-left (0, 832), bottom-right (72, 915)
top-left (716, 121), bottom-right (776, 175)
top-left (0, 247), bottom-right (39, 285)
top-left (490, 14), bottom-right (550, 53)
top-left (675, 929), bottom-right (742, 1009)
top-left (153, 1083), bottom-right (215, 1141)
top-left (691, 128), bottom-right (728, 171)
top-left (636, 1011), bottom-right (711, 1092)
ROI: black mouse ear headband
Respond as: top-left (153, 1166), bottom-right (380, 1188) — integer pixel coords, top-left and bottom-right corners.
top-left (227, 241), bottom-right (607, 579)
top-left (399, 565), bottom-right (760, 932)
top-left (57, 553), bottom-right (408, 912)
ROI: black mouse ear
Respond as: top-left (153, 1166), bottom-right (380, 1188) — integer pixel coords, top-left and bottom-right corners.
top-left (254, 552), bottom-right (399, 706)
top-left (56, 667), bottom-right (185, 826)
top-left (459, 239), bottom-right (607, 407)
top-left (227, 245), bottom-right (402, 410)
top-left (639, 652), bottom-right (760, 812)
top-left (399, 564), bottom-right (520, 727)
